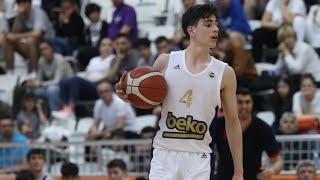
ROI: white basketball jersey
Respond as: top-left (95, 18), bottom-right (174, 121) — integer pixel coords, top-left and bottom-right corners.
top-left (153, 50), bottom-right (227, 153)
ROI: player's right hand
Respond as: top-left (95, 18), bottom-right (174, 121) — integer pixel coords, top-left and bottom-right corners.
top-left (115, 71), bottom-right (129, 102)
top-left (232, 174), bottom-right (244, 180)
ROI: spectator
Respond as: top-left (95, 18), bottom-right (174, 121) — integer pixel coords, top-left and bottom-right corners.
top-left (16, 169), bottom-right (35, 180)
top-left (274, 25), bottom-right (320, 81)
top-left (242, 0), bottom-right (268, 20)
top-left (279, 112), bottom-right (320, 134)
top-left (292, 74), bottom-right (320, 121)
top-left (155, 36), bottom-right (171, 56)
top-left (297, 161), bottom-right (317, 180)
top-left (109, 0), bottom-right (138, 43)
top-left (140, 126), bottom-right (155, 139)
top-left (216, 88), bottom-right (283, 180)
top-left (306, 4), bottom-right (320, 53)
top-left (216, 0), bottom-right (251, 47)
top-left (25, 40), bottom-right (73, 111)
top-left (16, 93), bottom-right (47, 140)
top-left (26, 148), bottom-right (53, 180)
top-left (61, 162), bottom-right (80, 180)
top-left (0, 1), bottom-right (8, 63)
top-left (76, 3), bottom-right (109, 70)
top-left (136, 38), bottom-right (155, 67)
top-left (107, 159), bottom-right (128, 180)
top-left (271, 77), bottom-right (293, 133)
top-left (109, 34), bottom-right (139, 84)
top-left (5, 0), bottom-right (54, 73)
top-left (0, 114), bottom-right (28, 174)
top-left (251, 0), bottom-right (306, 62)
top-left (52, 37), bottom-right (115, 119)
top-left (52, 0), bottom-right (84, 55)
top-left (85, 82), bottom-right (136, 141)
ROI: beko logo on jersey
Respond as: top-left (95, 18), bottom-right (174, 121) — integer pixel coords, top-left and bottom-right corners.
top-left (162, 112), bottom-right (208, 140)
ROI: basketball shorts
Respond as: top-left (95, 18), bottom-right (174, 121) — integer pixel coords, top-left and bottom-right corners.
top-left (149, 149), bottom-right (215, 180)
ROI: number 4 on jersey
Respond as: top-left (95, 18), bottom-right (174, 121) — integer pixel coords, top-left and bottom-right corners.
top-left (179, 89), bottom-right (192, 107)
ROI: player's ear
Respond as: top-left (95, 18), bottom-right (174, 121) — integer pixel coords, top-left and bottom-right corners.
top-left (187, 26), bottom-right (195, 38)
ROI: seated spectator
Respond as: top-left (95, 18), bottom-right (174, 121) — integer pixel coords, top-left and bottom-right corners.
top-left (0, 2), bottom-right (8, 62)
top-left (107, 159), bottom-right (128, 180)
top-left (297, 161), bottom-right (317, 180)
top-left (51, 0), bottom-right (84, 55)
top-left (136, 38), bottom-right (155, 67)
top-left (109, 0), bottom-right (137, 43)
top-left (26, 148), bottom-right (53, 180)
top-left (85, 82), bottom-right (136, 141)
top-left (0, 114), bottom-right (28, 174)
top-left (109, 34), bottom-right (139, 84)
top-left (52, 37), bottom-right (115, 119)
top-left (16, 93), bottom-right (47, 140)
top-left (216, 0), bottom-right (251, 47)
top-left (293, 74), bottom-right (320, 121)
top-left (271, 77), bottom-right (293, 133)
top-left (251, 0), bottom-right (306, 62)
top-left (155, 36), bottom-right (171, 57)
top-left (279, 112), bottom-right (299, 135)
top-left (242, 0), bottom-right (267, 20)
top-left (76, 2), bottom-right (109, 70)
top-left (61, 162), bottom-right (79, 180)
top-left (306, 4), bottom-right (320, 52)
top-left (275, 25), bottom-right (320, 81)
top-left (5, 0), bottom-right (54, 73)
top-left (25, 40), bottom-right (73, 111)
top-left (16, 169), bottom-right (35, 180)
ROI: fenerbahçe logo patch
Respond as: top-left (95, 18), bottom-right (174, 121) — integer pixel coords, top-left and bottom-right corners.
top-left (162, 112), bottom-right (207, 140)
top-left (209, 72), bottom-right (215, 78)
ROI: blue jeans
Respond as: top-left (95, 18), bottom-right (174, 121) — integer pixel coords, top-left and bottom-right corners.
top-left (32, 85), bottom-right (62, 111)
top-left (49, 37), bottom-right (73, 56)
top-left (59, 76), bottom-right (98, 105)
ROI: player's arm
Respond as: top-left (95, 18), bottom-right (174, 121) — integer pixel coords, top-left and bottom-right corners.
top-left (220, 66), bottom-right (244, 179)
top-left (269, 154), bottom-right (283, 175)
top-left (152, 53), bottom-right (169, 73)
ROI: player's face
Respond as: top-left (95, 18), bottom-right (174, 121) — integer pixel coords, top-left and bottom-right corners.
top-left (298, 166), bottom-right (317, 180)
top-left (236, 94), bottom-right (253, 120)
top-left (191, 16), bottom-right (219, 48)
top-left (108, 167), bottom-right (127, 180)
top-left (28, 154), bottom-right (45, 172)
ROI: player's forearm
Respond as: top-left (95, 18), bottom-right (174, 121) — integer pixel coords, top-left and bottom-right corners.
top-left (271, 156), bottom-right (284, 175)
top-left (225, 118), bottom-right (243, 175)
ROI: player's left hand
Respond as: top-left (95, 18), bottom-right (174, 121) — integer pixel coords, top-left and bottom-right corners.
top-left (257, 166), bottom-right (274, 180)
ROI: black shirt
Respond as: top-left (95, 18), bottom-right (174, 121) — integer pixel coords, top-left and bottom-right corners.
top-left (215, 116), bottom-right (280, 180)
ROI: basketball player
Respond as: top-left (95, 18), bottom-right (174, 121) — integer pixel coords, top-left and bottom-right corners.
top-left (116, 4), bottom-right (243, 180)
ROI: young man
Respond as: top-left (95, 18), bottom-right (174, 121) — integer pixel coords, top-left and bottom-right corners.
top-left (26, 148), bottom-right (53, 180)
top-left (116, 4), bottom-right (243, 180)
top-left (216, 88), bottom-right (283, 180)
top-left (107, 159), bottom-right (128, 180)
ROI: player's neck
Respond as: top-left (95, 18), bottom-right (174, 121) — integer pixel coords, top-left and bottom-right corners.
top-left (186, 42), bottom-right (211, 64)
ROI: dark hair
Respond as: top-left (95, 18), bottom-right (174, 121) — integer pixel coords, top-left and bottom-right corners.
top-left (182, 4), bottom-right (218, 38)
top-left (136, 38), bottom-right (151, 48)
top-left (141, 126), bottom-right (155, 134)
top-left (40, 40), bottom-right (53, 48)
top-left (16, 170), bottom-right (35, 180)
top-left (217, 29), bottom-right (229, 42)
top-left (85, 3), bottom-right (101, 18)
top-left (300, 74), bottom-right (317, 87)
top-left (155, 36), bottom-right (169, 45)
top-left (0, 113), bottom-right (13, 122)
top-left (116, 33), bottom-right (130, 40)
top-left (16, 0), bottom-right (31, 4)
top-left (61, 0), bottom-right (76, 5)
top-left (61, 162), bottom-right (79, 177)
top-left (236, 87), bottom-right (252, 96)
top-left (27, 148), bottom-right (45, 161)
top-left (107, 159), bottom-right (127, 172)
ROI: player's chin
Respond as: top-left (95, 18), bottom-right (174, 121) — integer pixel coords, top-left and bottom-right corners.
top-left (207, 41), bottom-right (217, 48)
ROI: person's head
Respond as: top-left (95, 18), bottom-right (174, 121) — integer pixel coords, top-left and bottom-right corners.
top-left (297, 161), bottom-right (317, 180)
top-left (279, 112), bottom-right (298, 134)
top-left (114, 34), bottom-right (131, 54)
top-left (182, 4), bottom-right (219, 48)
top-left (97, 81), bottom-right (113, 104)
top-left (16, 170), bottom-right (35, 180)
top-left (85, 3), bottom-right (101, 23)
top-left (300, 74), bottom-right (317, 100)
top-left (136, 38), bottom-right (151, 59)
top-left (277, 77), bottom-right (292, 98)
top-left (99, 37), bottom-right (113, 57)
top-left (0, 114), bottom-right (14, 139)
top-left (107, 159), bottom-right (127, 180)
top-left (217, 0), bottom-right (232, 9)
top-left (141, 126), bottom-right (155, 138)
top-left (181, 0), bottom-right (196, 9)
top-left (23, 93), bottom-right (37, 112)
top-left (236, 88), bottom-right (253, 121)
top-left (61, 162), bottom-right (80, 180)
top-left (16, 0), bottom-right (31, 14)
top-left (216, 29), bottom-right (230, 52)
top-left (112, 0), bottom-right (124, 8)
top-left (277, 24), bottom-right (297, 50)
top-left (155, 36), bottom-right (170, 54)
top-left (40, 40), bottom-right (54, 61)
top-left (27, 148), bottom-right (46, 173)
top-left (61, 0), bottom-right (77, 14)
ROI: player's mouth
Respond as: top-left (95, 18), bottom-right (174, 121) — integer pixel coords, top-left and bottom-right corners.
top-left (210, 35), bottom-right (218, 40)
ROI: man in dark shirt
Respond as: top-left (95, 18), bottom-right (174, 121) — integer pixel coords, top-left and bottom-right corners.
top-left (216, 88), bottom-right (283, 180)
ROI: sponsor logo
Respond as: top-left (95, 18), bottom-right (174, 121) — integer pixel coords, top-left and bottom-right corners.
top-left (174, 64), bottom-right (180, 69)
top-left (208, 72), bottom-right (215, 78)
top-left (201, 153), bottom-right (207, 158)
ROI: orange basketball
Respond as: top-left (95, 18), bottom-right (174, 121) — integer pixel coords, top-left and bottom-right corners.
top-left (124, 66), bottom-right (167, 109)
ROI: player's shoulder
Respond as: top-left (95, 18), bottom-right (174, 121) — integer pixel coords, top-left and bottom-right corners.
top-left (153, 53), bottom-right (170, 72)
